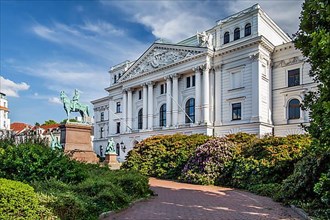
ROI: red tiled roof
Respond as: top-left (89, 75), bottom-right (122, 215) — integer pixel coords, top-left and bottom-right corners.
top-left (10, 122), bottom-right (32, 133)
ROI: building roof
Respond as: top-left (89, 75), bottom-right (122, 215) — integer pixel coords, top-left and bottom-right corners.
top-left (10, 122), bottom-right (32, 133)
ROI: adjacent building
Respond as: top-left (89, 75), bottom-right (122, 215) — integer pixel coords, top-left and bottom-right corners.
top-left (0, 92), bottom-right (10, 137)
top-left (91, 4), bottom-right (316, 161)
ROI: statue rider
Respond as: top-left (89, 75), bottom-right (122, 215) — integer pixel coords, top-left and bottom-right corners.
top-left (72, 89), bottom-right (80, 111)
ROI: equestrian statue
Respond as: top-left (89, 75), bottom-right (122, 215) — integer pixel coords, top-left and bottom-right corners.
top-left (60, 89), bottom-right (90, 123)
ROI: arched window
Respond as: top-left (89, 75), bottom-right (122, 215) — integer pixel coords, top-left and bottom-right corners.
top-left (138, 108), bottom-right (143, 129)
top-left (185, 98), bottom-right (195, 123)
top-left (116, 143), bottom-right (120, 156)
top-left (159, 104), bottom-right (166, 127)
top-left (234, 28), bottom-right (240, 40)
top-left (288, 99), bottom-right (300, 119)
top-left (224, 32), bottom-right (230, 44)
top-left (245, 23), bottom-right (251, 36)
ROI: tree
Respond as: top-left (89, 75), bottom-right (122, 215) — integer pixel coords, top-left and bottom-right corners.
top-left (42, 120), bottom-right (57, 126)
top-left (35, 122), bottom-right (40, 126)
top-left (294, 0), bottom-right (330, 152)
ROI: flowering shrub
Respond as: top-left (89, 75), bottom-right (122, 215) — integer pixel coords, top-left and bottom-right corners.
top-left (121, 133), bottom-right (210, 179)
top-left (180, 137), bottom-right (235, 185)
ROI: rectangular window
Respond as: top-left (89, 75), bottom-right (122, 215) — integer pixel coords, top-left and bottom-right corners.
top-left (232, 103), bottom-right (241, 120)
top-left (100, 127), bottom-right (104, 138)
top-left (160, 84), bottom-right (164, 94)
top-left (186, 76), bottom-right (191, 88)
top-left (100, 112), bottom-right (104, 121)
top-left (231, 71), bottom-right (242, 89)
top-left (288, 69), bottom-right (300, 87)
top-left (160, 83), bottom-right (167, 94)
top-left (116, 122), bottom-right (120, 134)
top-left (116, 102), bottom-right (121, 113)
top-left (138, 90), bottom-right (142, 100)
top-left (192, 75), bottom-right (196, 87)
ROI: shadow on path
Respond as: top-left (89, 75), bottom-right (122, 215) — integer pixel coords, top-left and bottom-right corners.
top-left (108, 178), bottom-right (302, 220)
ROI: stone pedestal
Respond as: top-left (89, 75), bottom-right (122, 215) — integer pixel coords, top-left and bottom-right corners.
top-left (60, 123), bottom-right (98, 163)
top-left (104, 154), bottom-right (121, 170)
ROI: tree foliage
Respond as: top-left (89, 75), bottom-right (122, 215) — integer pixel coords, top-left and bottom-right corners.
top-left (42, 119), bottom-right (58, 126)
top-left (294, 0), bottom-right (330, 152)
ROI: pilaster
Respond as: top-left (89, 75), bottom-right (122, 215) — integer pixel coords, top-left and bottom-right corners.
top-left (127, 88), bottom-right (133, 132)
top-left (193, 67), bottom-right (202, 124)
top-left (172, 74), bottom-right (179, 127)
top-left (142, 84), bottom-right (148, 130)
top-left (147, 82), bottom-right (154, 130)
top-left (165, 76), bottom-right (172, 127)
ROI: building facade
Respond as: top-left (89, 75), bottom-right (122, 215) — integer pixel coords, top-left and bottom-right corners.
top-left (91, 4), bottom-right (316, 161)
top-left (0, 92), bottom-right (10, 137)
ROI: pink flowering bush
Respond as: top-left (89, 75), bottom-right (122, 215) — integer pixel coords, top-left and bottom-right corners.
top-left (180, 137), bottom-right (235, 185)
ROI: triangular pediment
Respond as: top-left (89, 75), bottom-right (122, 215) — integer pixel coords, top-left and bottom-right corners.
top-left (119, 43), bottom-right (206, 82)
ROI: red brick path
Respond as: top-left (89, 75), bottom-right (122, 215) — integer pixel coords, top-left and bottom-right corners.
top-left (108, 178), bottom-right (302, 220)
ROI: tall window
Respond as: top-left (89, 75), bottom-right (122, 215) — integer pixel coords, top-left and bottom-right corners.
top-left (185, 98), bottom-right (195, 123)
top-left (100, 127), bottom-right (104, 138)
top-left (234, 28), bottom-right (240, 40)
top-left (288, 69), bottom-right (300, 87)
top-left (289, 99), bottom-right (300, 119)
top-left (232, 103), bottom-right (241, 120)
top-left (244, 23), bottom-right (251, 36)
top-left (192, 75), bottom-right (196, 87)
top-left (186, 77), bottom-right (191, 88)
top-left (100, 112), bottom-right (104, 121)
top-left (116, 122), bottom-right (120, 134)
top-left (116, 143), bottom-right (120, 156)
top-left (138, 109), bottom-right (143, 129)
top-left (159, 104), bottom-right (166, 127)
top-left (160, 83), bottom-right (167, 94)
top-left (224, 32), bottom-right (230, 44)
top-left (138, 90), bottom-right (142, 100)
top-left (114, 75), bottom-right (117, 83)
top-left (116, 102), bottom-right (121, 113)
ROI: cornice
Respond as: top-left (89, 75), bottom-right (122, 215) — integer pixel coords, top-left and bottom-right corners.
top-left (214, 36), bottom-right (275, 58)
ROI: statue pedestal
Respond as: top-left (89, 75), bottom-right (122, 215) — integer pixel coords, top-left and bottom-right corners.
top-left (104, 154), bottom-right (121, 170)
top-left (60, 123), bottom-right (98, 163)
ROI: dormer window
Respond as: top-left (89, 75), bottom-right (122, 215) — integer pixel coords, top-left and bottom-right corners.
top-left (234, 28), bottom-right (240, 40)
top-left (245, 23), bottom-right (251, 36)
top-left (224, 32), bottom-right (230, 44)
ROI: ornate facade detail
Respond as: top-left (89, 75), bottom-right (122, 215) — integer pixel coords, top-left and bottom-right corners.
top-left (197, 31), bottom-right (214, 50)
top-left (122, 48), bottom-right (202, 80)
top-left (272, 56), bottom-right (305, 68)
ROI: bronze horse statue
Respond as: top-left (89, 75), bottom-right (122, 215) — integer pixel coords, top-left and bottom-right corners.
top-left (60, 91), bottom-right (89, 123)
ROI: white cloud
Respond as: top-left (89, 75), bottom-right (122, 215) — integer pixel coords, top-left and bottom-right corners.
top-left (48, 97), bottom-right (62, 105)
top-left (102, 0), bottom-right (303, 42)
top-left (0, 76), bottom-right (30, 97)
top-left (31, 20), bottom-right (147, 63)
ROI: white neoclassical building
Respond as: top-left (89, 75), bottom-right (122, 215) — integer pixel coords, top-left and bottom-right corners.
top-left (91, 4), bottom-right (316, 161)
top-left (0, 92), bottom-right (10, 137)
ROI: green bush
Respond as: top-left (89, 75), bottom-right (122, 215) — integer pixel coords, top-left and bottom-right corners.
top-left (0, 178), bottom-right (40, 220)
top-left (122, 133), bottom-right (210, 179)
top-left (180, 137), bottom-right (235, 185)
top-left (0, 141), bottom-right (86, 183)
top-left (219, 134), bottom-right (311, 188)
top-left (247, 183), bottom-right (282, 199)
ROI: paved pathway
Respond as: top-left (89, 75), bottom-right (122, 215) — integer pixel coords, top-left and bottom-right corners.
top-left (108, 178), bottom-right (302, 220)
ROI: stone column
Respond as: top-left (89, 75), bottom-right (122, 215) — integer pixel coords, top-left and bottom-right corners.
top-left (193, 67), bottom-right (201, 124)
top-left (165, 76), bottom-right (172, 127)
top-left (122, 90), bottom-right (127, 133)
top-left (250, 53), bottom-right (260, 122)
top-left (172, 74), bottom-right (179, 127)
top-left (147, 82), bottom-right (154, 130)
top-left (142, 84), bottom-right (148, 130)
top-left (202, 66), bottom-right (210, 124)
top-left (127, 89), bottom-right (133, 132)
top-left (214, 64), bottom-right (222, 126)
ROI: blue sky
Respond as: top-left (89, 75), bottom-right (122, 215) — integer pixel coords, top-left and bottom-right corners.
top-left (0, 0), bottom-right (303, 125)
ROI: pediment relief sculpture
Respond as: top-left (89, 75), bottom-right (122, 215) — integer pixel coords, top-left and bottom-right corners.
top-left (121, 48), bottom-right (202, 81)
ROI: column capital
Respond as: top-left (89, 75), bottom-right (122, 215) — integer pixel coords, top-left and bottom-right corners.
top-left (140, 83), bottom-right (147, 87)
top-left (192, 66), bottom-right (202, 73)
top-left (146, 81), bottom-right (155, 86)
top-left (171, 73), bottom-right (180, 78)
top-left (249, 52), bottom-right (260, 61)
top-left (164, 75), bottom-right (171, 80)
